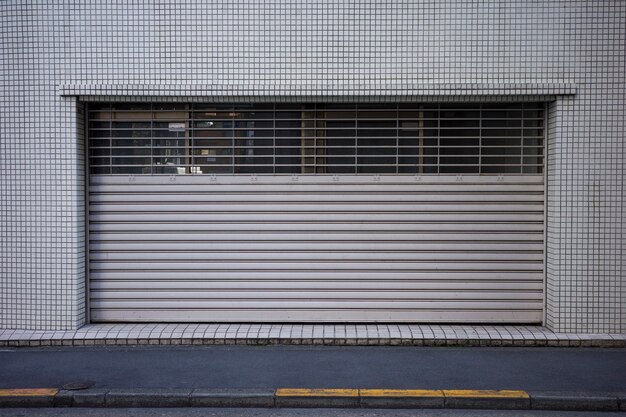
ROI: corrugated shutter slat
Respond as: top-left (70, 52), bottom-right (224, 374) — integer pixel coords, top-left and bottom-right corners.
top-left (89, 175), bottom-right (544, 323)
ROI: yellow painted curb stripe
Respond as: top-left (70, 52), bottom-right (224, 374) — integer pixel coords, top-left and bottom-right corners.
top-left (276, 388), bottom-right (358, 397)
top-left (0, 388), bottom-right (59, 397)
top-left (360, 389), bottom-right (443, 397)
top-left (276, 388), bottom-right (528, 398)
top-left (443, 390), bottom-right (529, 398)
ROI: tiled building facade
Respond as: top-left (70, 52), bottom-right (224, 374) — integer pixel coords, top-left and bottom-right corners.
top-left (1, 1), bottom-right (624, 332)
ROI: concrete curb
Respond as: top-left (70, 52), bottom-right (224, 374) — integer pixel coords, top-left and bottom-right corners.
top-left (275, 389), bottom-right (359, 408)
top-left (528, 391), bottom-right (621, 411)
top-left (1, 388), bottom-right (625, 411)
top-left (106, 388), bottom-right (191, 408)
top-left (442, 391), bottom-right (530, 410)
top-left (191, 389), bottom-right (275, 408)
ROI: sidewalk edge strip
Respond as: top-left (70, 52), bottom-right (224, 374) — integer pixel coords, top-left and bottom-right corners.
top-left (0, 387), bottom-right (623, 411)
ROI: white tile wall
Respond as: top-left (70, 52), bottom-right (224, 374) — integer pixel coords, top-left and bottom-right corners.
top-left (1, 1), bottom-right (623, 332)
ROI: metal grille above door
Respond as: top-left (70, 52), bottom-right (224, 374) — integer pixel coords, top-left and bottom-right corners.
top-left (88, 103), bottom-right (544, 175)
top-left (87, 103), bottom-right (544, 323)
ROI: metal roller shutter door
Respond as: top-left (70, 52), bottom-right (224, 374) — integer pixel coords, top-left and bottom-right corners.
top-left (88, 175), bottom-right (544, 322)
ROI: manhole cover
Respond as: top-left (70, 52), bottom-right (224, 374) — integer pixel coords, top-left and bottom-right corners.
top-left (62, 381), bottom-right (95, 390)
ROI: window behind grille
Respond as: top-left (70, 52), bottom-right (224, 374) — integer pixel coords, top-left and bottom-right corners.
top-left (88, 103), bottom-right (544, 175)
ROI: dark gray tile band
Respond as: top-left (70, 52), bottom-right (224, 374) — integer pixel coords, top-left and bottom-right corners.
top-left (2, 338), bottom-right (624, 348)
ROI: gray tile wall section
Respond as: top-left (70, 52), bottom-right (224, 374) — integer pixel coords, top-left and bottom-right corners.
top-left (1, 1), bottom-right (623, 332)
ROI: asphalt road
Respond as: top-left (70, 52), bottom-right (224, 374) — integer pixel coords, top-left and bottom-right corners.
top-left (0, 346), bottom-right (625, 392)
